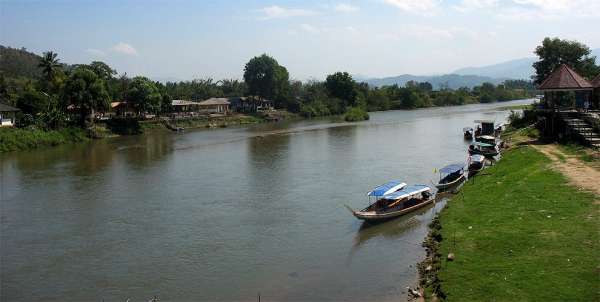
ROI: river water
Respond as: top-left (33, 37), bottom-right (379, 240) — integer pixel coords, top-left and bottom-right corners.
top-left (0, 99), bottom-right (532, 301)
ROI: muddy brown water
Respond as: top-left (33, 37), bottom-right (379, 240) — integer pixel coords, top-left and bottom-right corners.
top-left (0, 99), bottom-right (532, 301)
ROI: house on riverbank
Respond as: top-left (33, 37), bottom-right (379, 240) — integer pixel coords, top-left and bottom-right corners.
top-left (228, 96), bottom-right (273, 113)
top-left (172, 99), bottom-right (201, 113)
top-left (0, 103), bottom-right (19, 127)
top-left (198, 98), bottom-right (230, 114)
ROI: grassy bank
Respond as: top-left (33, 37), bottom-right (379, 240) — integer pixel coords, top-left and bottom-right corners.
top-left (420, 146), bottom-right (599, 301)
top-left (140, 114), bottom-right (273, 131)
top-left (0, 127), bottom-right (89, 153)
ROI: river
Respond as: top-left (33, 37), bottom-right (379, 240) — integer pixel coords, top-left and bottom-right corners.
top-left (0, 99), bottom-right (532, 301)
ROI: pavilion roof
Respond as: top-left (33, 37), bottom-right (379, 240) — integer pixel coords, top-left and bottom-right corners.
top-left (592, 73), bottom-right (600, 88)
top-left (538, 64), bottom-right (593, 91)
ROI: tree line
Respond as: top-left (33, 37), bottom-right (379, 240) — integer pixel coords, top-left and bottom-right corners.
top-left (1, 45), bottom-right (541, 131)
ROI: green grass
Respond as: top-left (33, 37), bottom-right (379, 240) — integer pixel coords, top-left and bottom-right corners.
top-left (431, 146), bottom-right (598, 301)
top-left (0, 127), bottom-right (89, 153)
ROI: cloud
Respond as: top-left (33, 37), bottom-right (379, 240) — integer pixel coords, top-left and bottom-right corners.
top-left (453, 0), bottom-right (499, 12)
top-left (256, 5), bottom-right (317, 19)
top-left (86, 48), bottom-right (106, 57)
top-left (383, 0), bottom-right (439, 15)
top-left (334, 3), bottom-right (360, 13)
top-left (110, 42), bottom-right (138, 56)
top-left (379, 24), bottom-right (479, 41)
top-left (300, 23), bottom-right (320, 34)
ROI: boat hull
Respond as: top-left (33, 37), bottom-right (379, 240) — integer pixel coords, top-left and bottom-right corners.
top-left (353, 198), bottom-right (434, 222)
top-left (435, 174), bottom-right (466, 190)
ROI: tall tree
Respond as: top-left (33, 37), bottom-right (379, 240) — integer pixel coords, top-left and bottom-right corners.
top-left (243, 54), bottom-right (289, 105)
top-left (325, 72), bottom-right (357, 107)
top-left (89, 61), bottom-right (117, 80)
top-left (38, 51), bottom-right (61, 82)
top-left (62, 66), bottom-right (110, 126)
top-left (533, 37), bottom-right (599, 84)
top-left (125, 76), bottom-right (162, 114)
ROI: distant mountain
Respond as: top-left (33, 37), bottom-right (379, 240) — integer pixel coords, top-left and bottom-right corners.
top-left (453, 48), bottom-right (600, 80)
top-left (364, 74), bottom-right (507, 90)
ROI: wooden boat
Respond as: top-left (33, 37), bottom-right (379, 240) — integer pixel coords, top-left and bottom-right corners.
top-left (468, 154), bottom-right (485, 176)
top-left (474, 119), bottom-right (495, 140)
top-left (352, 185), bottom-right (434, 222)
top-left (475, 135), bottom-right (496, 144)
top-left (435, 164), bottom-right (465, 191)
top-left (469, 142), bottom-right (499, 157)
top-left (463, 127), bottom-right (473, 140)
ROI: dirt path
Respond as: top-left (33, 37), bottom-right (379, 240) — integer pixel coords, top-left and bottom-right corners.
top-left (531, 144), bottom-right (600, 197)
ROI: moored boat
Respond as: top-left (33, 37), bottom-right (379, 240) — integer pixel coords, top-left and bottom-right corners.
top-left (463, 127), bottom-right (474, 140)
top-left (435, 164), bottom-right (465, 191)
top-left (468, 141), bottom-right (499, 157)
top-left (468, 154), bottom-right (485, 176)
top-left (474, 119), bottom-right (495, 140)
top-left (352, 185), bottom-right (434, 222)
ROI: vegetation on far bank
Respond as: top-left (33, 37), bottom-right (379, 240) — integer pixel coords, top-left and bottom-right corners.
top-left (0, 127), bottom-right (88, 153)
top-left (419, 146), bottom-right (598, 301)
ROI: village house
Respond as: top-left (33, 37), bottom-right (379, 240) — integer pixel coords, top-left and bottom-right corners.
top-left (227, 96), bottom-right (274, 113)
top-left (0, 103), bottom-right (19, 127)
top-left (110, 101), bottom-right (137, 118)
top-left (198, 98), bottom-right (230, 114)
top-left (171, 100), bottom-right (201, 113)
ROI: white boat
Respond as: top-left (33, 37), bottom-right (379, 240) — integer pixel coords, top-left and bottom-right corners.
top-left (352, 185), bottom-right (434, 222)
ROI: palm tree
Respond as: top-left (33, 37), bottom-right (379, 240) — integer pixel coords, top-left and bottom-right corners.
top-left (38, 51), bottom-right (61, 82)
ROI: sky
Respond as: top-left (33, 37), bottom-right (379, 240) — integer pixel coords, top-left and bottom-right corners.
top-left (1, 0), bottom-right (599, 81)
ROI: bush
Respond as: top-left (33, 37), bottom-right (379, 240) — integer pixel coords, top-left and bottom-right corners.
top-left (508, 109), bottom-right (539, 128)
top-left (343, 107), bottom-right (369, 122)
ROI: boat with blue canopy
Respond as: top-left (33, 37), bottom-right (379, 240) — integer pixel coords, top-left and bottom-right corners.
top-left (435, 163), bottom-right (465, 191)
top-left (468, 141), bottom-right (499, 157)
top-left (367, 180), bottom-right (407, 197)
top-left (351, 185), bottom-right (434, 221)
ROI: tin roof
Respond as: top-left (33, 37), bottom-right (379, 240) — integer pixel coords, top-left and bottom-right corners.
top-left (199, 98), bottom-right (230, 105)
top-left (0, 103), bottom-right (19, 112)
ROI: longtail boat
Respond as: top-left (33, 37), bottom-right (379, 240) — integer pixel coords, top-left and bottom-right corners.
top-left (352, 185), bottom-right (434, 222)
top-left (435, 164), bottom-right (465, 191)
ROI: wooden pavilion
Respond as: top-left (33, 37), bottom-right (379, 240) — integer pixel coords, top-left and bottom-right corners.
top-left (538, 64), bottom-right (594, 110)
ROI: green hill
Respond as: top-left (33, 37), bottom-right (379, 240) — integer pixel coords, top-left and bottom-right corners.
top-left (0, 45), bottom-right (43, 79)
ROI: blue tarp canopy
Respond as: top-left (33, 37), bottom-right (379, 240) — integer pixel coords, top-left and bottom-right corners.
top-left (439, 163), bottom-right (464, 174)
top-left (382, 185), bottom-right (430, 200)
top-left (367, 180), bottom-right (406, 197)
top-left (463, 127), bottom-right (473, 131)
top-left (471, 142), bottom-right (495, 147)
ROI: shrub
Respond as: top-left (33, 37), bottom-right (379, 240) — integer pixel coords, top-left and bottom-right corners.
top-left (343, 107), bottom-right (369, 122)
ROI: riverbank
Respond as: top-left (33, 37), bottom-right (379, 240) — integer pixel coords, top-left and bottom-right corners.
top-left (0, 127), bottom-right (89, 153)
top-left (418, 145), bottom-right (599, 301)
top-left (0, 112), bottom-right (297, 153)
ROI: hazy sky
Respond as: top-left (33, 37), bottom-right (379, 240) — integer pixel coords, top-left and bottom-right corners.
top-left (1, 0), bottom-right (599, 81)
